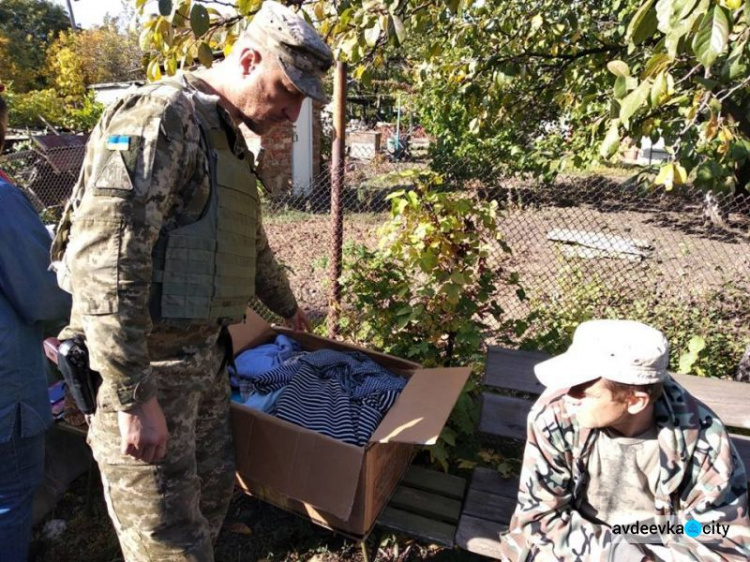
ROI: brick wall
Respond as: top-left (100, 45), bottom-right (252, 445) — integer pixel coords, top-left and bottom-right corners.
top-left (242, 102), bottom-right (324, 197)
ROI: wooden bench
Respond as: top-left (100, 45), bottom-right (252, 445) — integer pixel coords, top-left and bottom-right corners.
top-left (455, 345), bottom-right (750, 559)
top-left (379, 465), bottom-right (466, 547)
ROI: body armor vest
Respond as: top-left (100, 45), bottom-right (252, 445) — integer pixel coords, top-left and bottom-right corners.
top-left (51, 77), bottom-right (259, 327)
top-left (150, 81), bottom-right (259, 325)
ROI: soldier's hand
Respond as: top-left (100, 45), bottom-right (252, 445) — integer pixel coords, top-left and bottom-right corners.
top-left (285, 307), bottom-right (311, 332)
top-left (118, 396), bottom-right (169, 463)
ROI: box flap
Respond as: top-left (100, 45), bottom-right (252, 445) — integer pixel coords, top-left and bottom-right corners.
top-left (229, 310), bottom-right (276, 355)
top-left (370, 367), bottom-right (471, 445)
top-left (231, 404), bottom-right (365, 520)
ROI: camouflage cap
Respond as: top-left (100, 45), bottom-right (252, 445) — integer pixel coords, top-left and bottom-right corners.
top-left (535, 319), bottom-right (670, 390)
top-left (248, 1), bottom-right (333, 103)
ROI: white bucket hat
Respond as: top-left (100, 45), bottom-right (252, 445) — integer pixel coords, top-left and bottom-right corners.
top-left (534, 319), bottom-right (670, 390)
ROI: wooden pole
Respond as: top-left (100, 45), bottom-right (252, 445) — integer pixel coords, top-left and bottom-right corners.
top-left (64, 0), bottom-right (78, 29)
top-left (328, 62), bottom-right (347, 337)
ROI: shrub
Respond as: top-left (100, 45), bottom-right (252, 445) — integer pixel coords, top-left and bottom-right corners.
top-left (339, 171), bottom-right (524, 470)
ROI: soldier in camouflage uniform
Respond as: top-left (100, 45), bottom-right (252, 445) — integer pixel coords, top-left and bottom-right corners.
top-left (50, 2), bottom-right (332, 560)
top-left (499, 320), bottom-right (750, 561)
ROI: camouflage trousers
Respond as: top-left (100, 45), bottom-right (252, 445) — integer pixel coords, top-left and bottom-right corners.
top-left (88, 362), bottom-right (235, 562)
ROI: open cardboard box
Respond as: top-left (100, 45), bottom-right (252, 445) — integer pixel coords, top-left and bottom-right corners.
top-left (229, 310), bottom-right (471, 539)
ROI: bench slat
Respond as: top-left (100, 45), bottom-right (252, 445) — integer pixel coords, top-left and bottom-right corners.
top-left (486, 346), bottom-right (750, 430)
top-left (388, 486), bottom-right (462, 524)
top-left (480, 394), bottom-right (533, 441)
top-left (484, 347), bottom-right (548, 395)
top-left (378, 506), bottom-right (456, 547)
top-left (455, 514), bottom-right (506, 558)
top-left (470, 467), bottom-right (520, 498)
top-left (463, 487), bottom-right (517, 524)
top-left (671, 375), bottom-right (750, 430)
top-left (401, 465), bottom-right (466, 500)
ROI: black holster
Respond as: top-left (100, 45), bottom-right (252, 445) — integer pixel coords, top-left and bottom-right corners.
top-left (57, 336), bottom-right (102, 415)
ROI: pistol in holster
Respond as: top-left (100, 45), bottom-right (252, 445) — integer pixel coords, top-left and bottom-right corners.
top-left (57, 336), bottom-right (102, 415)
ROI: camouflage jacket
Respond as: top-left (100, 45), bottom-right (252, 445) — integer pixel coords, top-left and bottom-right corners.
top-left (499, 376), bottom-right (750, 561)
top-left (55, 74), bottom-right (298, 410)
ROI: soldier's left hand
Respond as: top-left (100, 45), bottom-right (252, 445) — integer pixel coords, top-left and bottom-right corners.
top-left (285, 307), bottom-right (311, 332)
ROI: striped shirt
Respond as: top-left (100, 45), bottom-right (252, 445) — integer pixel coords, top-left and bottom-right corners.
top-left (245, 349), bottom-right (407, 446)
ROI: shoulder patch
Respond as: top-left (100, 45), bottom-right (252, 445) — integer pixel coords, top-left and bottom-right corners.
top-left (94, 151), bottom-right (134, 191)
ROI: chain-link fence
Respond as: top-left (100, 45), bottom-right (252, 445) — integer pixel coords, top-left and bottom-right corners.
top-left (3, 126), bottom-right (748, 372)
top-left (2, 144), bottom-right (85, 221)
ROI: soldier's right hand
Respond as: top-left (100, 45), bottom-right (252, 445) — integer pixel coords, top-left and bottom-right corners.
top-left (117, 396), bottom-right (169, 463)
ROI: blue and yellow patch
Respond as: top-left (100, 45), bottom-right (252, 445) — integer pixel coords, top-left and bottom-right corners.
top-left (106, 135), bottom-right (132, 151)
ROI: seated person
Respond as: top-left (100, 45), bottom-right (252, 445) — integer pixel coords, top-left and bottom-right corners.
top-left (499, 319), bottom-right (750, 561)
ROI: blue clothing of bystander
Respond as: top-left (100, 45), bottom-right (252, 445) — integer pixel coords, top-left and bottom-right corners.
top-left (0, 178), bottom-right (71, 558)
top-left (0, 415), bottom-right (45, 560)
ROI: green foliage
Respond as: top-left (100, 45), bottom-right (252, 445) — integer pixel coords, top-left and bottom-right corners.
top-left (46, 21), bottom-right (144, 101)
top-left (338, 172), bottom-right (524, 470)
top-left (522, 266), bottom-right (750, 379)
top-left (0, 0), bottom-right (71, 92)
top-left (4, 87), bottom-right (103, 131)
top-left (130, 0), bottom-right (750, 193)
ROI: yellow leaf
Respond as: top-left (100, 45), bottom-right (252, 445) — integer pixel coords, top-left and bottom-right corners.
top-left (655, 163), bottom-right (675, 190)
top-left (705, 112), bottom-right (719, 141)
top-left (718, 127), bottom-right (734, 143)
top-left (314, 2), bottom-right (324, 20)
top-left (720, 0), bottom-right (742, 9)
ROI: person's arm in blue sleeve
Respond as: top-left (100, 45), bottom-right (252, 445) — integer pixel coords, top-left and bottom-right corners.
top-left (0, 181), bottom-right (71, 324)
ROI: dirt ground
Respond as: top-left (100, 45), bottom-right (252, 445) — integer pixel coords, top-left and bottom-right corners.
top-left (262, 175), bottom-right (750, 325)
top-left (30, 471), bottom-right (480, 562)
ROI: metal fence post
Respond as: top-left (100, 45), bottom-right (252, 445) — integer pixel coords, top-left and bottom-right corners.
top-left (328, 61), bottom-right (347, 337)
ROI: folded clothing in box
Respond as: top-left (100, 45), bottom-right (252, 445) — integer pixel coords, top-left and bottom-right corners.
top-left (231, 340), bottom-right (407, 446)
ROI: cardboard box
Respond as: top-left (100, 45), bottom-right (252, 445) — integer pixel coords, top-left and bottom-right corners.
top-left (229, 311), bottom-right (471, 539)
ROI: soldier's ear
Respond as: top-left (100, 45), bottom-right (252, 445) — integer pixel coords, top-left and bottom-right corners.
top-left (626, 389), bottom-right (650, 415)
top-left (237, 47), bottom-right (263, 77)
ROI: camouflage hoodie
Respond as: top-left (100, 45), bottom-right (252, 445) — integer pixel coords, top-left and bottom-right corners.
top-left (499, 376), bottom-right (750, 561)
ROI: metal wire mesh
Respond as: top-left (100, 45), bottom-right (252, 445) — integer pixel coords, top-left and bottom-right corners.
top-left (2, 144), bottom-right (85, 221)
top-left (3, 130), bottom-right (747, 358)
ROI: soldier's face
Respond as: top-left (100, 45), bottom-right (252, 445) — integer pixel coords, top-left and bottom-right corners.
top-left (564, 378), bottom-right (630, 430)
top-left (236, 49), bottom-right (306, 135)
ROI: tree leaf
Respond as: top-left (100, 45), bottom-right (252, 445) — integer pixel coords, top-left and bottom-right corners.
top-left (627, 0), bottom-right (658, 45)
top-left (158, 0), bottom-right (173, 16)
top-left (642, 53), bottom-right (671, 77)
top-left (614, 75), bottom-right (637, 98)
top-left (600, 119), bottom-right (621, 158)
top-left (619, 79), bottom-right (651, 124)
top-left (165, 55), bottom-right (177, 76)
top-left (650, 71), bottom-right (668, 106)
top-left (688, 335), bottom-right (706, 354)
top-left (607, 60), bottom-right (630, 77)
top-left (364, 22), bottom-right (381, 47)
top-left (390, 15), bottom-right (406, 44)
top-left (692, 5), bottom-right (730, 68)
top-left (314, 2), bottom-right (324, 20)
top-left (147, 59), bottom-right (162, 82)
top-left (190, 4), bottom-right (210, 38)
top-left (656, 0), bottom-right (675, 33)
top-left (197, 42), bottom-right (214, 67)
top-left (655, 162), bottom-right (676, 190)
